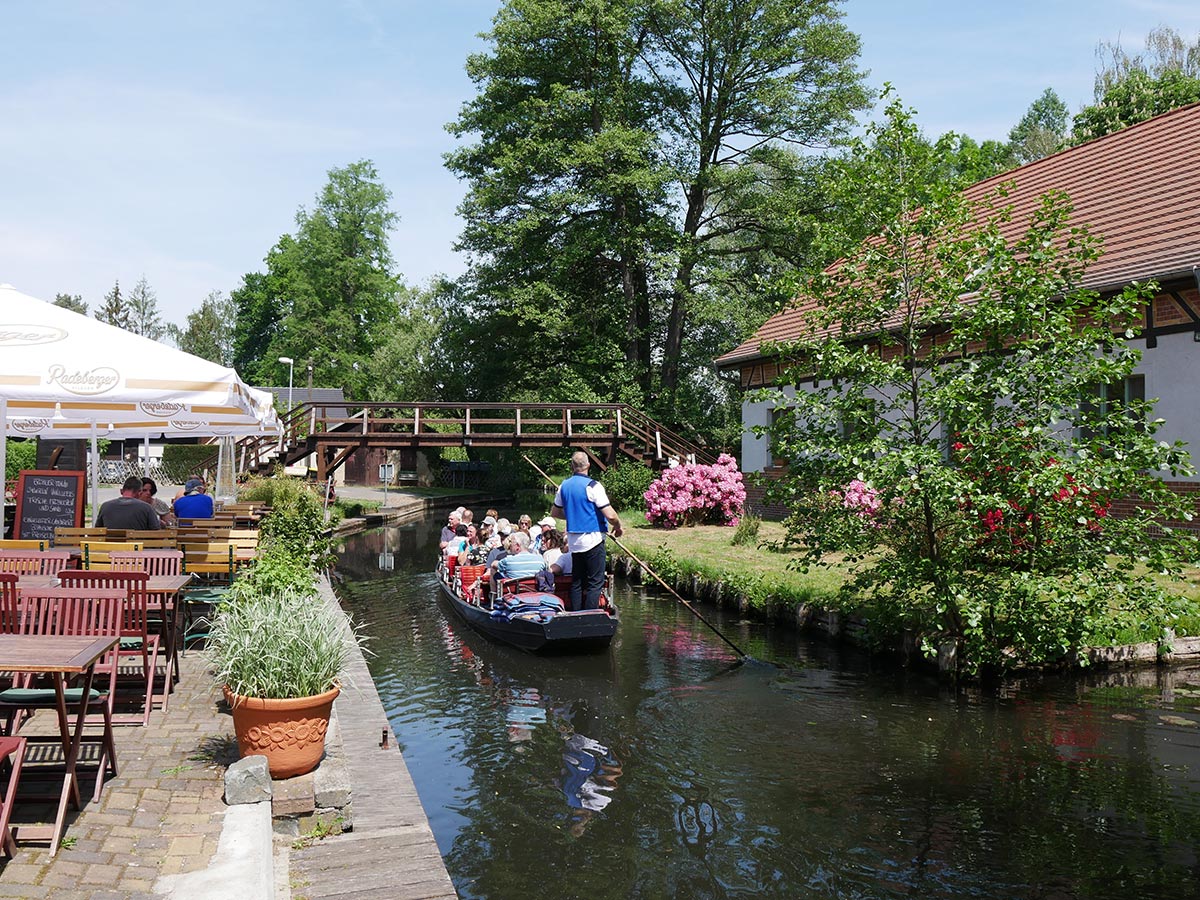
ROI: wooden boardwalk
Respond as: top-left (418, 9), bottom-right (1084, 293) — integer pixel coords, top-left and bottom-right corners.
top-left (290, 582), bottom-right (457, 900)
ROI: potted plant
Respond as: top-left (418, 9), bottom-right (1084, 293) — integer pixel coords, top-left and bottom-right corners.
top-left (206, 544), bottom-right (356, 778)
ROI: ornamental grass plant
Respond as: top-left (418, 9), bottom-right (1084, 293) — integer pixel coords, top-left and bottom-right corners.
top-left (207, 585), bottom-right (354, 700)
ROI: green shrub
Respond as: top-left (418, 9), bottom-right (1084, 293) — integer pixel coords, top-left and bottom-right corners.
top-left (602, 460), bottom-right (654, 513)
top-left (5, 439), bottom-right (37, 482)
top-left (162, 444), bottom-right (217, 482)
top-left (233, 543), bottom-right (318, 600)
top-left (242, 475), bottom-right (333, 562)
top-left (731, 514), bottom-right (761, 546)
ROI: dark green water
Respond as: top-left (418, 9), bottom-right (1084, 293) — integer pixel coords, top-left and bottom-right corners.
top-left (333, 522), bottom-right (1200, 900)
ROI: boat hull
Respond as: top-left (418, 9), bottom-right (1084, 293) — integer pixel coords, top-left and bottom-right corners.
top-left (436, 577), bottom-right (617, 653)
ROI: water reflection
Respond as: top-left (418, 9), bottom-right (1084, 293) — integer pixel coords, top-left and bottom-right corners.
top-left (335, 523), bottom-right (1200, 900)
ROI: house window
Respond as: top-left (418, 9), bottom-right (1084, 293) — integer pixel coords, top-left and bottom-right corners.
top-left (1081, 374), bottom-right (1146, 440)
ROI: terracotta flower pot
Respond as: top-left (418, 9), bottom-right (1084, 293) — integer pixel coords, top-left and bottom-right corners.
top-left (224, 685), bottom-right (340, 779)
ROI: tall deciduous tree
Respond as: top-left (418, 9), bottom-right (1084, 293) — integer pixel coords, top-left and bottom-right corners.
top-left (231, 161), bottom-right (404, 398)
top-left (447, 0), bottom-right (867, 428)
top-left (126, 275), bottom-right (164, 340)
top-left (1008, 88), bottom-right (1068, 163)
top-left (53, 293), bottom-right (87, 315)
top-left (169, 291), bottom-right (236, 365)
top-left (1073, 26), bottom-right (1200, 143)
top-left (94, 279), bottom-right (130, 330)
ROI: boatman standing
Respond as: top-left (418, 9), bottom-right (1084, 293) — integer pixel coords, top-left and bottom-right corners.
top-left (550, 451), bottom-right (623, 610)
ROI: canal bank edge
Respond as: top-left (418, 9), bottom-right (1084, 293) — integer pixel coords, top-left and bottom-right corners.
top-left (607, 553), bottom-right (1200, 675)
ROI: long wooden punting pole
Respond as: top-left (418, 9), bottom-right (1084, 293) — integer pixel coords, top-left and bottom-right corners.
top-left (523, 454), bottom-right (750, 661)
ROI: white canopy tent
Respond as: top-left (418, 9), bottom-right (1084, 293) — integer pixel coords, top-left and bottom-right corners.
top-left (1, 284), bottom-right (279, 535)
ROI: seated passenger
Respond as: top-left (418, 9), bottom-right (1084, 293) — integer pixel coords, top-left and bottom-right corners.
top-left (444, 523), bottom-right (469, 560)
top-left (541, 529), bottom-right (573, 575)
top-left (533, 515), bottom-right (556, 552)
top-left (493, 532), bottom-right (547, 582)
top-left (458, 524), bottom-right (488, 566)
top-left (486, 520), bottom-right (513, 566)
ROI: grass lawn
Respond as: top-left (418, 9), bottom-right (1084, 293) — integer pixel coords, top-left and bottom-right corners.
top-left (615, 519), bottom-right (845, 605)
top-left (615, 517), bottom-right (1200, 643)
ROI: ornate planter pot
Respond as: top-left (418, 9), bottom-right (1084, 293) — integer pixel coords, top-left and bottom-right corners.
top-left (224, 685), bottom-right (339, 779)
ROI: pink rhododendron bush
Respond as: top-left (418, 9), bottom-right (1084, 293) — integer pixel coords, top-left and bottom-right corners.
top-left (644, 454), bottom-right (746, 528)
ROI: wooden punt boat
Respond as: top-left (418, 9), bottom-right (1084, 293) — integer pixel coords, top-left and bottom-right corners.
top-left (435, 557), bottom-right (618, 653)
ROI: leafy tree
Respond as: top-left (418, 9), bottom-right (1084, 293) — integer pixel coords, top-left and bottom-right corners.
top-left (365, 283), bottom-right (447, 403)
top-left (447, 0), bottom-right (868, 431)
top-left (94, 279), bottom-right (131, 330)
top-left (232, 161), bottom-right (403, 397)
top-left (126, 275), bottom-right (165, 340)
top-left (53, 293), bottom-right (87, 315)
top-left (1008, 88), bottom-right (1069, 163)
top-left (1073, 26), bottom-right (1200, 143)
top-left (759, 97), bottom-right (1197, 675)
top-left (447, 0), bottom-right (673, 408)
top-left (168, 290), bottom-right (237, 365)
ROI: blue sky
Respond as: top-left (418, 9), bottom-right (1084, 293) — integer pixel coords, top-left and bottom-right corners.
top-left (2, 1), bottom-right (1199, 325)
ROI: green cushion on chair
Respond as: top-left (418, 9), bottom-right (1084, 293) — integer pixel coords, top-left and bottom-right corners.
top-left (0, 687), bottom-right (104, 704)
top-left (119, 637), bottom-right (145, 650)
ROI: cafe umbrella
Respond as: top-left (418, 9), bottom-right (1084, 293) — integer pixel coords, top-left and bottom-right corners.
top-left (0, 284), bottom-right (278, 535)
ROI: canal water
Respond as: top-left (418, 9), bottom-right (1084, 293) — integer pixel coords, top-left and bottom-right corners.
top-left (333, 522), bottom-right (1200, 900)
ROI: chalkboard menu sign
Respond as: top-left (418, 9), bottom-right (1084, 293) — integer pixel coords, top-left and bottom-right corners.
top-left (13, 470), bottom-right (85, 542)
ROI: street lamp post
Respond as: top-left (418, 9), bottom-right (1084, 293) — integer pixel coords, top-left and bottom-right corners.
top-left (277, 356), bottom-right (294, 453)
top-left (278, 356), bottom-right (295, 412)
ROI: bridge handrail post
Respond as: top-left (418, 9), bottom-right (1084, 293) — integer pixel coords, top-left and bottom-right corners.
top-left (516, 408), bottom-right (521, 436)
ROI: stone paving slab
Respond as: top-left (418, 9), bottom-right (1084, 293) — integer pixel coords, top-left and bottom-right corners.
top-left (0, 653), bottom-right (232, 898)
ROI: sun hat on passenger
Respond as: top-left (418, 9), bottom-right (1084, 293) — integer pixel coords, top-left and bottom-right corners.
top-left (482, 515), bottom-right (498, 526)
top-left (497, 517), bottom-right (512, 536)
top-left (537, 516), bottom-right (556, 528)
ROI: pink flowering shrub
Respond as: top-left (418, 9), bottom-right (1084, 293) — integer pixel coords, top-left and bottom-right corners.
top-left (644, 454), bottom-right (746, 528)
top-left (836, 479), bottom-right (881, 520)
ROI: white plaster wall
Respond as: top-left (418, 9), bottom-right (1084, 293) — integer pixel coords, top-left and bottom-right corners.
top-left (1135, 331), bottom-right (1200, 470)
top-left (741, 393), bottom-right (779, 473)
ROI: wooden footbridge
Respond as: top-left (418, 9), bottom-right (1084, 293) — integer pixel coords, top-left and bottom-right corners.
top-left (230, 402), bottom-right (715, 481)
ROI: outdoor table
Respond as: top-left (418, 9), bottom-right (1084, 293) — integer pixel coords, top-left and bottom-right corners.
top-left (15, 573), bottom-right (193, 696)
top-left (0, 634), bottom-right (119, 856)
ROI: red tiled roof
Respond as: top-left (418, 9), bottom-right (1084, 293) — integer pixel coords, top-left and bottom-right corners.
top-left (715, 101), bottom-right (1200, 367)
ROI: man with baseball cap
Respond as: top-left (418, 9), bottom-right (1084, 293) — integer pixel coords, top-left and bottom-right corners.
top-left (533, 515), bottom-right (556, 552)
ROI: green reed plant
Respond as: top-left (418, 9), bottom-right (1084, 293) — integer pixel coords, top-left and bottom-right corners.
top-left (207, 587), bottom-right (357, 699)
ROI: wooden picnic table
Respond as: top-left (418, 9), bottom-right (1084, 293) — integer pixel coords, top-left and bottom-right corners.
top-left (0, 634), bottom-right (118, 855)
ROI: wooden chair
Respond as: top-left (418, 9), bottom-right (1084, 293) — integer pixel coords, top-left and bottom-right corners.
top-left (0, 550), bottom-right (73, 577)
top-left (0, 587), bottom-right (123, 802)
top-left (0, 736), bottom-right (26, 857)
top-left (0, 574), bottom-right (19, 634)
top-left (81, 541), bottom-right (144, 571)
top-left (109, 550), bottom-right (183, 576)
top-left (52, 527), bottom-right (107, 548)
top-left (58, 571), bottom-right (161, 726)
top-left (107, 530), bottom-right (176, 549)
top-left (0, 540), bottom-right (44, 551)
top-left (180, 543), bottom-right (236, 584)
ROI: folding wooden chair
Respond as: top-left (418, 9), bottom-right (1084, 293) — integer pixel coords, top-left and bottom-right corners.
top-left (0, 574), bottom-right (20, 634)
top-left (0, 735), bottom-right (26, 857)
top-left (0, 588), bottom-right (123, 802)
top-left (0, 550), bottom-right (73, 577)
top-left (111, 551), bottom-right (185, 682)
top-left (52, 528), bottom-right (107, 549)
top-left (0, 540), bottom-right (44, 551)
top-left (58, 571), bottom-right (161, 726)
top-left (81, 541), bottom-right (144, 571)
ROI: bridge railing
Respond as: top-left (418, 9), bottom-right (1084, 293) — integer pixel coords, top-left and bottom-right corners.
top-left (226, 401), bottom-right (716, 477)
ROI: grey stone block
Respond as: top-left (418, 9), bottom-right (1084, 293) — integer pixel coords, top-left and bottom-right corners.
top-left (314, 757), bottom-right (352, 809)
top-left (272, 772), bottom-right (316, 817)
top-left (224, 756), bottom-right (272, 806)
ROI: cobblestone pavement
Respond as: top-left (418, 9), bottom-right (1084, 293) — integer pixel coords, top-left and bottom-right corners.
top-left (0, 653), bottom-right (233, 898)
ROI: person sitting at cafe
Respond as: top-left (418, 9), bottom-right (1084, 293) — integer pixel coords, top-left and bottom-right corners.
top-left (97, 476), bottom-right (163, 530)
top-left (173, 478), bottom-right (214, 520)
top-left (139, 477), bottom-right (173, 528)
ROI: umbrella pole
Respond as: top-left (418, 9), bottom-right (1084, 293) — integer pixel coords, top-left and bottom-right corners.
top-left (90, 419), bottom-right (99, 523)
top-left (144, 434), bottom-right (151, 479)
